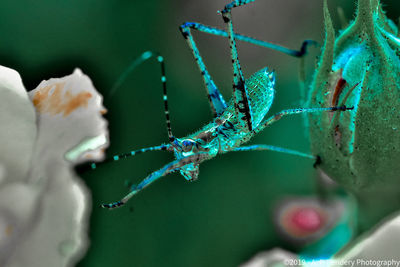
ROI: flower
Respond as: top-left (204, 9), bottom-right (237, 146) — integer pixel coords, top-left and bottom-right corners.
top-left (0, 65), bottom-right (108, 266)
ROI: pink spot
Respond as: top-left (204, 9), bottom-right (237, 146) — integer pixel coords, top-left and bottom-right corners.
top-left (291, 208), bottom-right (323, 232)
top-left (279, 206), bottom-right (326, 238)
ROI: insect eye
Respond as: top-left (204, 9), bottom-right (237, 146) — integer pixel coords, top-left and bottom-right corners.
top-left (182, 140), bottom-right (194, 152)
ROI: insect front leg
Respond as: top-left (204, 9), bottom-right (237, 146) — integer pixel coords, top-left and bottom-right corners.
top-left (101, 153), bottom-right (208, 209)
top-left (220, 1), bottom-right (254, 132)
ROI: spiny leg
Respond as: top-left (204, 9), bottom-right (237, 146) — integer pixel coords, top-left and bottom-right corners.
top-left (218, 0), bottom-right (317, 107)
top-left (221, 2), bottom-right (254, 131)
top-left (180, 22), bottom-right (316, 109)
top-left (248, 106), bottom-right (353, 168)
top-left (101, 153), bottom-right (209, 209)
top-left (179, 24), bottom-right (227, 116)
top-left (254, 106), bottom-right (354, 135)
top-left (221, 0), bottom-right (256, 13)
top-left (180, 22), bottom-right (317, 58)
top-left (179, 22), bottom-right (316, 117)
top-left (233, 144), bottom-right (315, 159)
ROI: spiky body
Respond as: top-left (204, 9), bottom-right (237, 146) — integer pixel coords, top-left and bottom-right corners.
top-left (98, 0), bottom-right (350, 209)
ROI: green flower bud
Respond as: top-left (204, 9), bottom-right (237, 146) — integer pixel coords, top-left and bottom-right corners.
top-left (308, 0), bottom-right (400, 229)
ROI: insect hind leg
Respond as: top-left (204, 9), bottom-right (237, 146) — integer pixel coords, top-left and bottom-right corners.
top-left (233, 144), bottom-right (315, 159)
top-left (219, 1), bottom-right (255, 132)
top-left (180, 22), bottom-right (316, 60)
top-left (179, 22), bottom-right (314, 117)
top-left (179, 24), bottom-right (227, 116)
top-left (255, 106), bottom-right (354, 135)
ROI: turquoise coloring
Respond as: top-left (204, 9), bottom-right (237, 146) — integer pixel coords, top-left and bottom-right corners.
top-left (98, 0), bottom-right (352, 209)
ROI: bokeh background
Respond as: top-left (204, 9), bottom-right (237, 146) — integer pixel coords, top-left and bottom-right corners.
top-left (1, 0), bottom-right (399, 266)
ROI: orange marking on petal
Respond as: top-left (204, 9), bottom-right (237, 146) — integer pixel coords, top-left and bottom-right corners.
top-left (32, 82), bottom-right (92, 117)
top-left (63, 91), bottom-right (92, 116)
top-left (5, 225), bottom-right (13, 236)
top-left (84, 154), bottom-right (94, 159)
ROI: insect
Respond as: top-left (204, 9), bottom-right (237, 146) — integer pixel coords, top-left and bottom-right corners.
top-left (96, 0), bottom-right (352, 209)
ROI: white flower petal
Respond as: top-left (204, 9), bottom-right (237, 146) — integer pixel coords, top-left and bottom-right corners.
top-left (4, 166), bottom-right (90, 267)
top-left (0, 163), bottom-right (6, 184)
top-left (28, 68), bottom-right (108, 166)
top-left (240, 248), bottom-right (298, 267)
top-left (0, 65), bottom-right (36, 182)
top-left (336, 213), bottom-right (400, 263)
top-left (0, 182), bottom-right (41, 265)
top-left (0, 69), bottom-right (108, 267)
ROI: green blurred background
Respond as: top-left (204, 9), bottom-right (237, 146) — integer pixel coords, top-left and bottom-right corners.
top-left (1, 0), bottom-right (399, 266)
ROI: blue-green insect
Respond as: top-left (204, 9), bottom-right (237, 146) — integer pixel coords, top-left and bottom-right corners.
top-left (98, 0), bottom-right (352, 209)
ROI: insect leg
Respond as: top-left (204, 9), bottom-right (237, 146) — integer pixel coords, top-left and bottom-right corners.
top-left (255, 106), bottom-right (354, 134)
top-left (233, 144), bottom-right (315, 159)
top-left (180, 22), bottom-right (317, 58)
top-left (179, 24), bottom-right (227, 116)
top-left (101, 153), bottom-right (208, 209)
top-left (220, 2), bottom-right (254, 131)
top-left (221, 0), bottom-right (256, 12)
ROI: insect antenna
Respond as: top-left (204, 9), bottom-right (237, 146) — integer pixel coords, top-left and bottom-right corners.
top-left (89, 144), bottom-right (172, 170)
top-left (109, 50), bottom-right (175, 141)
top-left (158, 54), bottom-right (175, 142)
top-left (108, 50), bottom-right (153, 97)
top-left (82, 51), bottom-right (177, 172)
